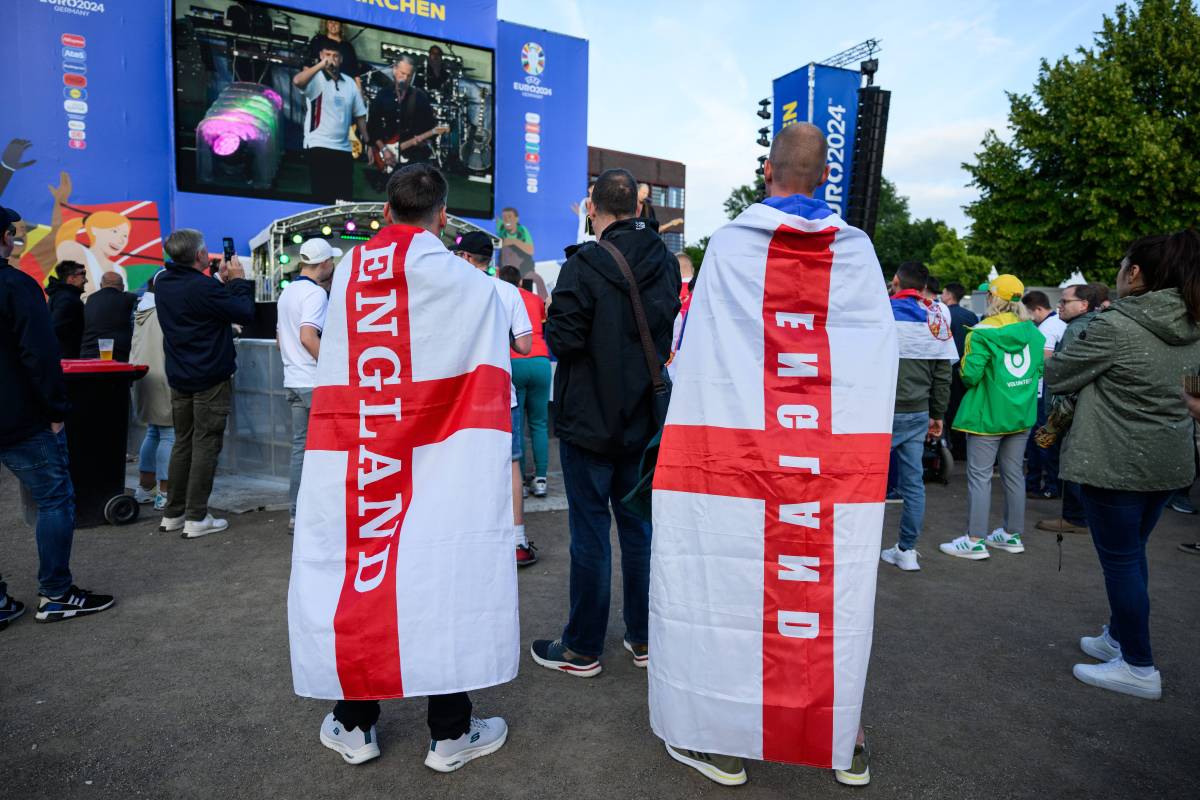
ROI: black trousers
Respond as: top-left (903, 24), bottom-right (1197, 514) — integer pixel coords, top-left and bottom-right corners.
top-left (307, 147), bottom-right (354, 204)
top-left (332, 693), bottom-right (471, 741)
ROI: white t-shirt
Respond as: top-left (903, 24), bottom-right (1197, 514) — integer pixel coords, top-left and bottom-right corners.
top-left (277, 277), bottom-right (329, 389)
top-left (302, 71), bottom-right (367, 152)
top-left (492, 278), bottom-right (533, 407)
top-left (1038, 312), bottom-right (1068, 352)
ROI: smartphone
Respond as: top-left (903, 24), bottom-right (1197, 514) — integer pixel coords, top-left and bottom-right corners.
top-left (222, 237), bottom-right (235, 263)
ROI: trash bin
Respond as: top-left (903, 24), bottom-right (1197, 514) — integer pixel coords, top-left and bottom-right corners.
top-left (55, 359), bottom-right (148, 527)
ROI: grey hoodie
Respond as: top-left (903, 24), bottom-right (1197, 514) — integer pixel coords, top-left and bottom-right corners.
top-left (1046, 288), bottom-right (1200, 491)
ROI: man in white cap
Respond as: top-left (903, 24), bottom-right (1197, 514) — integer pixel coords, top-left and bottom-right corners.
top-left (277, 237), bottom-right (340, 531)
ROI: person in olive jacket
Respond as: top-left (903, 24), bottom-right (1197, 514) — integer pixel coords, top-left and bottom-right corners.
top-left (1046, 229), bottom-right (1200, 702)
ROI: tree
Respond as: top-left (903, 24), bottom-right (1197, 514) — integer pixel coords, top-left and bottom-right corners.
top-left (683, 236), bottom-right (709, 272)
top-left (724, 175), bottom-right (765, 220)
top-left (871, 177), bottom-right (946, 274)
top-left (964, 0), bottom-right (1200, 286)
top-left (927, 226), bottom-right (993, 289)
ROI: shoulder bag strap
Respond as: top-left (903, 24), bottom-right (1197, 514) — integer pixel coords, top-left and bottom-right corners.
top-left (598, 239), bottom-right (666, 395)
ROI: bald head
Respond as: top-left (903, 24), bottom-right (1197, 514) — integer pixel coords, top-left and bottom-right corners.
top-left (100, 271), bottom-right (125, 290)
top-left (765, 123), bottom-right (829, 197)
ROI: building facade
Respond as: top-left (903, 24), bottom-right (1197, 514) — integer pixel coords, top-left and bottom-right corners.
top-left (588, 146), bottom-right (686, 253)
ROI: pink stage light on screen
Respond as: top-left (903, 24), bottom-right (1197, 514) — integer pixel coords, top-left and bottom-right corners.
top-left (263, 88), bottom-right (283, 110)
top-left (344, 219), bottom-right (357, 232)
top-left (212, 133), bottom-right (241, 156)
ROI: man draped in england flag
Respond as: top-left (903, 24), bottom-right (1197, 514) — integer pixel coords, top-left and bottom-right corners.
top-left (288, 164), bottom-right (517, 773)
top-left (649, 123), bottom-right (898, 787)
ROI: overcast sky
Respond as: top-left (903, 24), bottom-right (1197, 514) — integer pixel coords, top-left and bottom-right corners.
top-left (497, 0), bottom-right (1116, 242)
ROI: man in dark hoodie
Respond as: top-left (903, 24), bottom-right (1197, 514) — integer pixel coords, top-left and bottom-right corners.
top-left (153, 228), bottom-right (255, 540)
top-left (80, 270), bottom-right (137, 361)
top-left (45, 260), bottom-right (87, 359)
top-left (530, 168), bottom-right (681, 677)
top-left (0, 207), bottom-right (114, 629)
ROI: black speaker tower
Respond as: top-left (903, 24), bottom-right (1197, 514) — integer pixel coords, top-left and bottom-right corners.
top-left (847, 86), bottom-right (891, 238)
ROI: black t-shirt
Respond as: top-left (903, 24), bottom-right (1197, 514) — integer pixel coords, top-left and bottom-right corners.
top-left (305, 35), bottom-right (362, 79)
top-left (367, 86), bottom-right (437, 161)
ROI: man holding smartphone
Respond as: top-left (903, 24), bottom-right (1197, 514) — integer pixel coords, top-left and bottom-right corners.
top-left (154, 229), bottom-right (255, 539)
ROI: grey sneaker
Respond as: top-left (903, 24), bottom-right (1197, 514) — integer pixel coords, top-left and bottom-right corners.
top-left (666, 743), bottom-right (747, 786)
top-left (834, 740), bottom-right (871, 786)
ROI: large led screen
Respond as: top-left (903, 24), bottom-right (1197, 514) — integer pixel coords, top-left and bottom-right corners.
top-left (173, 0), bottom-right (495, 218)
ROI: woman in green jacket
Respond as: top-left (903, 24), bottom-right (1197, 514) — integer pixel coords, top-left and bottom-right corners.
top-left (940, 275), bottom-right (1045, 560)
top-left (1044, 230), bottom-right (1200, 701)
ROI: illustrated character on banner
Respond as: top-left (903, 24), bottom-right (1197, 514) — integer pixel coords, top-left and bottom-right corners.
top-left (56, 211), bottom-right (131, 297)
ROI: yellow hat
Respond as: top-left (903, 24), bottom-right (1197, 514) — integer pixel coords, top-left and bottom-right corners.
top-left (989, 274), bottom-right (1024, 303)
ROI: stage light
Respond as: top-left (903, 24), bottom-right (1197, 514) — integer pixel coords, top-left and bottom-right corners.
top-left (212, 132), bottom-right (241, 157)
top-left (279, 253), bottom-right (290, 265)
top-left (757, 99), bottom-right (771, 120)
top-left (279, 279), bottom-right (291, 290)
top-left (321, 224), bottom-right (332, 236)
top-left (344, 219), bottom-right (357, 233)
top-left (291, 233), bottom-right (303, 244)
top-left (757, 134), bottom-right (771, 148)
top-left (370, 219), bottom-right (380, 230)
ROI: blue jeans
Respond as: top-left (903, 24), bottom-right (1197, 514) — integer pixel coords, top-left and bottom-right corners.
top-left (1025, 393), bottom-right (1060, 494)
top-left (559, 439), bottom-right (652, 657)
top-left (511, 403), bottom-right (523, 462)
top-left (0, 429), bottom-right (75, 598)
top-left (891, 412), bottom-right (928, 550)
top-left (1079, 485), bottom-right (1171, 668)
top-left (287, 388), bottom-right (313, 518)
top-left (1062, 480), bottom-right (1086, 526)
top-left (138, 424), bottom-right (176, 482)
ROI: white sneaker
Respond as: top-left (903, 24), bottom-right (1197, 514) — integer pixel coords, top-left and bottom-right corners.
top-left (880, 544), bottom-right (920, 571)
top-left (319, 712), bottom-right (380, 764)
top-left (1073, 658), bottom-right (1161, 700)
top-left (160, 515), bottom-right (185, 533)
top-left (939, 534), bottom-right (990, 560)
top-left (182, 514), bottom-right (229, 539)
top-left (153, 492), bottom-right (168, 512)
top-left (532, 477), bottom-right (547, 497)
top-left (985, 528), bottom-right (1025, 553)
top-left (424, 716), bottom-right (508, 773)
top-left (133, 486), bottom-right (154, 504)
top-left (1080, 625), bottom-right (1122, 661)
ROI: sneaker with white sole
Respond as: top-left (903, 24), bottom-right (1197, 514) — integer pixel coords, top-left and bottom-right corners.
top-left (424, 716), bottom-right (508, 773)
top-left (1072, 658), bottom-right (1161, 700)
top-left (133, 486), bottom-right (154, 504)
top-left (985, 528), bottom-right (1025, 553)
top-left (35, 585), bottom-right (115, 622)
top-left (160, 514), bottom-right (185, 533)
top-left (623, 638), bottom-right (648, 668)
top-left (182, 514), bottom-right (229, 539)
top-left (1080, 625), bottom-right (1122, 662)
top-left (939, 534), bottom-right (990, 560)
top-left (666, 743), bottom-right (747, 786)
top-left (834, 740), bottom-right (871, 786)
top-left (530, 639), bottom-right (602, 677)
top-left (880, 544), bottom-right (920, 571)
top-left (0, 595), bottom-right (26, 631)
top-left (319, 712), bottom-right (380, 764)
top-left (153, 492), bottom-right (168, 512)
top-left (532, 477), bottom-right (547, 497)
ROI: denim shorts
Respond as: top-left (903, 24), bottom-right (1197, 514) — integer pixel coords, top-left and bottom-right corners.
top-left (511, 404), bottom-right (523, 462)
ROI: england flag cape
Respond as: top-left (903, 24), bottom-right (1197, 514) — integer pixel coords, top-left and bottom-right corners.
top-left (288, 223), bottom-right (518, 701)
top-left (649, 195), bottom-right (898, 770)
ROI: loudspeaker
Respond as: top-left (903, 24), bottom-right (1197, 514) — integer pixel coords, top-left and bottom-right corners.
top-left (847, 86), bottom-right (891, 238)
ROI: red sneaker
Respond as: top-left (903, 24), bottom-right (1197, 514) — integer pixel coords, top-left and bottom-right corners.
top-left (516, 543), bottom-right (539, 567)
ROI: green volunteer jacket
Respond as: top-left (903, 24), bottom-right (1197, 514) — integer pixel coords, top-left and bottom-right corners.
top-left (1045, 288), bottom-right (1200, 492)
top-left (951, 312), bottom-right (1046, 436)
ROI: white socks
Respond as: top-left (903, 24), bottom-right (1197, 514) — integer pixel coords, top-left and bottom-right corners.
top-left (1128, 663), bottom-right (1157, 678)
top-left (515, 524), bottom-right (528, 547)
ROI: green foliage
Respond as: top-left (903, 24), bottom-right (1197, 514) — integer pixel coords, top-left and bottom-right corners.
top-left (872, 177), bottom-right (946, 274)
top-left (724, 175), bottom-right (765, 220)
top-left (964, 0), bottom-right (1200, 286)
top-left (928, 226), bottom-right (993, 289)
top-left (683, 236), bottom-right (709, 271)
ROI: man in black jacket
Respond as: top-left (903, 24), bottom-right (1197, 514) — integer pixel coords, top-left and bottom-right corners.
top-left (530, 169), bottom-right (681, 676)
top-left (0, 208), bottom-right (114, 629)
top-left (80, 271), bottom-right (137, 361)
top-left (45, 260), bottom-right (87, 358)
top-left (153, 229), bottom-right (255, 540)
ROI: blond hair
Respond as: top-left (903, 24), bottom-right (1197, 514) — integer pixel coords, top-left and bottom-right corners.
top-left (986, 295), bottom-right (1032, 321)
top-left (56, 211), bottom-right (130, 247)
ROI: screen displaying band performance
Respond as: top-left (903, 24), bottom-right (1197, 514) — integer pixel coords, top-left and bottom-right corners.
top-left (172, 0), bottom-right (495, 218)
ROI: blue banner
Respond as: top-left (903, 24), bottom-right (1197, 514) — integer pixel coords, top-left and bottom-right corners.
top-left (772, 64), bottom-right (860, 220)
top-left (493, 20), bottom-right (588, 264)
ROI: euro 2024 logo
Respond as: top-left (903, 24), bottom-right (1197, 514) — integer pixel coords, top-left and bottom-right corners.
top-left (521, 42), bottom-right (545, 76)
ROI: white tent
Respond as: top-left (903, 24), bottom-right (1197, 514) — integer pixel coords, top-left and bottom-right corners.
top-left (1059, 270), bottom-right (1087, 288)
top-left (987, 265), bottom-right (999, 281)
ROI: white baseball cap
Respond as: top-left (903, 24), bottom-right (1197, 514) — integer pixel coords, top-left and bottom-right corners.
top-left (299, 238), bottom-right (343, 265)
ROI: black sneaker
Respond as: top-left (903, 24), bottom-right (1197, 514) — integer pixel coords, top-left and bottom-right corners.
top-left (530, 639), bottom-right (601, 677)
top-left (35, 585), bottom-right (115, 623)
top-left (834, 740), bottom-right (871, 786)
top-left (0, 595), bottom-right (26, 631)
top-left (1168, 495), bottom-right (1198, 515)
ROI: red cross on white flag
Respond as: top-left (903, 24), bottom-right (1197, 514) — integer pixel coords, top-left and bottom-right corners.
top-left (288, 224), bottom-right (519, 701)
top-left (649, 199), bottom-right (898, 770)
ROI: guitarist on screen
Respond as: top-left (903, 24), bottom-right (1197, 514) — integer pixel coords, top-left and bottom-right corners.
top-left (367, 55), bottom-right (441, 175)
